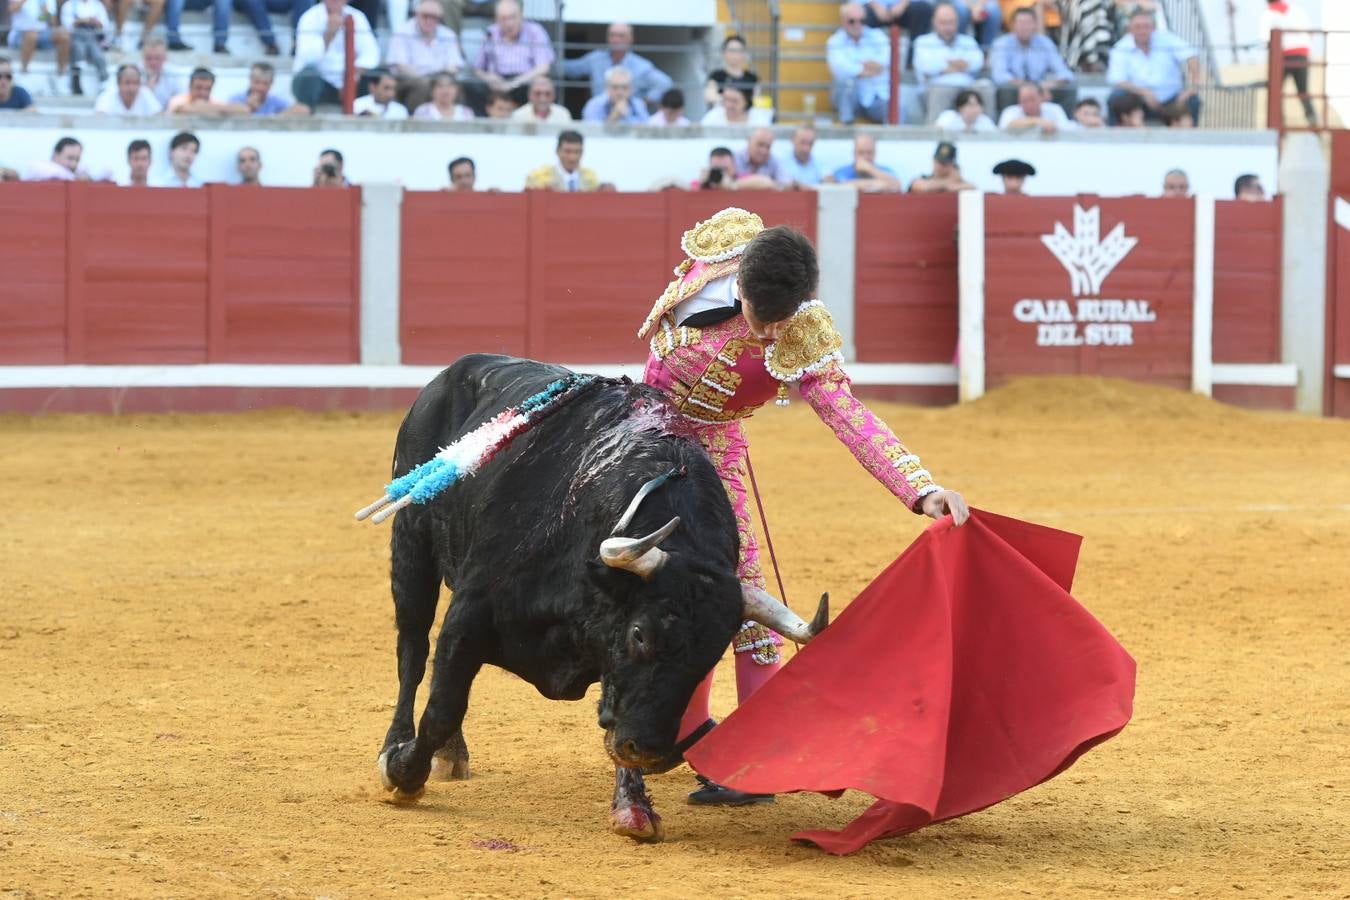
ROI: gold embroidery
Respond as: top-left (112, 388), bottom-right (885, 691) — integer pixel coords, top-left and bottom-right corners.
top-left (681, 208), bottom-right (764, 262)
top-left (674, 338), bottom-right (753, 424)
top-left (765, 303), bottom-right (845, 382)
top-left (637, 258), bottom-right (743, 340)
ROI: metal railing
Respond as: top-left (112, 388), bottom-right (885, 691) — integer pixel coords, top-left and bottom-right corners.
top-left (1158, 0), bottom-right (1221, 82)
top-left (724, 0), bottom-right (782, 111)
top-left (1267, 29), bottom-right (1348, 133)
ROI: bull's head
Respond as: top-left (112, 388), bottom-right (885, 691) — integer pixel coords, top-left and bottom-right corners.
top-left (592, 472), bottom-right (829, 770)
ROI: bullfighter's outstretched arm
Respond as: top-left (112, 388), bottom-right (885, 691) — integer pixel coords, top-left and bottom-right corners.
top-left (765, 301), bottom-right (942, 513)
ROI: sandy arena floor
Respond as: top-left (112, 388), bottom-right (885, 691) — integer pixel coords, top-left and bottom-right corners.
top-left (1, 378), bottom-right (1347, 899)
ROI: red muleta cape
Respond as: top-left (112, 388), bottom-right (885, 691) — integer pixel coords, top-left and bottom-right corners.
top-left (683, 509), bottom-right (1136, 854)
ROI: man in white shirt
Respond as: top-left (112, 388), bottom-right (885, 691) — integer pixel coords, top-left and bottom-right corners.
top-left (388, 0), bottom-right (465, 110)
top-left (237, 147), bottom-right (263, 186)
top-left (293, 0), bottom-right (380, 110)
top-left (510, 75), bottom-right (572, 123)
top-left (826, 2), bottom-right (891, 124)
top-left (150, 131), bottom-right (203, 188)
top-left (95, 64), bottom-right (164, 116)
top-left (140, 38), bottom-right (182, 108)
top-left (997, 82), bottom-right (1070, 133)
top-left (645, 87), bottom-right (688, 125)
top-left (352, 70), bottom-right (410, 119)
top-left (121, 138), bottom-right (152, 187)
top-left (913, 2), bottom-right (993, 124)
top-left (7, 0), bottom-right (71, 92)
top-left (1260, 0), bottom-right (1316, 126)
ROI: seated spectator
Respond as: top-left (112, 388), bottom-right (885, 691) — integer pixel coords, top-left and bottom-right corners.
top-left (510, 75), bottom-right (571, 122)
top-left (563, 21), bottom-right (672, 108)
top-left (934, 88), bottom-right (997, 131)
top-left (997, 0), bottom-right (1060, 39)
top-left (703, 34), bottom-right (759, 107)
top-left (701, 81), bottom-right (768, 126)
top-left (445, 156), bottom-right (475, 191)
top-left (833, 133), bottom-right (902, 192)
top-left (414, 71), bottom-right (475, 120)
top-left (388, 0), bottom-right (464, 110)
top-left (948, 0), bottom-right (1004, 48)
top-left (581, 66), bottom-right (647, 124)
top-left (313, 148), bottom-right (350, 186)
top-left (293, 0), bottom-right (380, 110)
top-left (525, 130), bottom-right (599, 192)
top-left (151, 131), bottom-right (202, 187)
top-left (95, 64), bottom-right (163, 115)
top-left (472, 0), bottom-right (554, 107)
top-left (733, 127), bottom-right (788, 187)
top-left (1234, 174), bottom-right (1266, 201)
top-left (484, 88), bottom-right (516, 117)
top-left (782, 125), bottom-right (824, 186)
top-left (353, 70), bottom-right (410, 119)
top-left (908, 140), bottom-right (977, 192)
top-left (237, 146), bottom-right (263, 185)
top-left (208, 0), bottom-right (287, 56)
top-left (1107, 89), bottom-right (1145, 127)
top-left (1106, 9), bottom-right (1201, 125)
top-left (231, 62), bottom-right (309, 117)
top-left (913, 3), bottom-right (994, 124)
top-left (862, 0), bottom-right (935, 39)
top-left (8, 0), bottom-right (71, 93)
top-left (1072, 96), bottom-right (1104, 127)
top-left (26, 136), bottom-right (90, 181)
top-left (1162, 169), bottom-right (1190, 198)
top-left (827, 2), bottom-right (891, 125)
top-left (990, 5), bottom-right (1075, 112)
top-left (121, 138), bottom-right (151, 187)
top-left (998, 82), bottom-right (1069, 132)
top-left (1161, 98), bottom-right (1193, 128)
top-left (0, 167), bottom-right (18, 182)
top-left (647, 87), bottom-right (688, 125)
top-left (0, 55), bottom-right (35, 110)
top-left (140, 39), bottom-right (182, 108)
top-left (992, 157), bottom-right (1035, 194)
top-left (59, 0), bottom-right (108, 96)
top-left (692, 146), bottom-right (737, 191)
top-left (167, 68), bottom-right (249, 115)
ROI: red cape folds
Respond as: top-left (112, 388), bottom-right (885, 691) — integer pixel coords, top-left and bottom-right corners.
top-left (683, 509), bottom-right (1136, 854)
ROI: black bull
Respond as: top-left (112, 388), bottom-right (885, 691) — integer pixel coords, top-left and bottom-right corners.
top-left (373, 355), bottom-right (823, 840)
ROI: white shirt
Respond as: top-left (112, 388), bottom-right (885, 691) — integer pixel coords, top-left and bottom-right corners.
top-left (413, 102), bottom-right (475, 121)
top-left (353, 94), bottom-right (410, 119)
top-left (934, 108), bottom-right (997, 132)
top-left (150, 170), bottom-right (203, 188)
top-left (998, 101), bottom-right (1071, 129)
top-left (647, 109), bottom-right (690, 126)
top-left (10, 0), bottom-right (54, 31)
top-left (94, 86), bottom-right (164, 116)
top-left (700, 105), bottom-right (774, 126)
top-left (673, 273), bottom-right (737, 326)
top-left (510, 102), bottom-right (573, 123)
top-left (59, 0), bottom-right (109, 30)
top-left (1259, 4), bottom-right (1312, 54)
top-left (294, 4), bottom-right (380, 90)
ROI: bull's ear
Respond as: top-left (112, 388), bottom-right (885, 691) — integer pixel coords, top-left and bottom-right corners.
top-left (586, 557), bottom-right (638, 594)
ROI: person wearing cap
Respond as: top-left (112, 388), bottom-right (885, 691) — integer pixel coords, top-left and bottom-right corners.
top-left (993, 158), bottom-right (1035, 194)
top-left (831, 133), bottom-right (902, 192)
top-left (909, 141), bottom-right (976, 193)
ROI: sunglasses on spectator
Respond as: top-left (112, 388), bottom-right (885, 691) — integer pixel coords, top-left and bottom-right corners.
top-left (0, 73), bottom-right (13, 80)
top-left (844, 17), bottom-right (862, 24)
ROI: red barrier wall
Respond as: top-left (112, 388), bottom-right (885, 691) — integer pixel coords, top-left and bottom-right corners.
top-left (983, 196), bottom-right (1195, 390)
top-left (399, 191), bottom-right (817, 365)
top-left (1213, 197), bottom-right (1282, 363)
top-left (1332, 198), bottom-right (1350, 418)
top-left (854, 193), bottom-right (959, 363)
top-left (0, 183), bottom-right (361, 365)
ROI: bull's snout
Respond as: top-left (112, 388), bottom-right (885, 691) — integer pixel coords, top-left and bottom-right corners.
top-left (604, 728), bottom-right (670, 770)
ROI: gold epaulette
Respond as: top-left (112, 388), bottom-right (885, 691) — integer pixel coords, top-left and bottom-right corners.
top-left (637, 258), bottom-right (741, 340)
top-left (764, 300), bottom-right (845, 382)
top-left (637, 208), bottom-right (764, 339)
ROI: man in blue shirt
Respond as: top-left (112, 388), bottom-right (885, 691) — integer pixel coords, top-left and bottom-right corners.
top-left (827, 2), bottom-right (893, 124)
top-left (0, 56), bottom-right (35, 110)
top-left (832, 133), bottom-right (902, 191)
top-left (912, 2), bottom-right (993, 124)
top-left (580, 66), bottom-right (649, 124)
top-left (781, 125), bottom-right (823, 187)
top-left (562, 22), bottom-right (673, 108)
top-left (990, 6), bottom-right (1075, 112)
top-left (1106, 8), bottom-right (1202, 125)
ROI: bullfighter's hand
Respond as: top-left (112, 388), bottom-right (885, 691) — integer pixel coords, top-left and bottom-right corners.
top-left (922, 489), bottom-right (969, 526)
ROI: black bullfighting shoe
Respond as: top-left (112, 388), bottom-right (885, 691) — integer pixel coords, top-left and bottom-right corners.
top-left (687, 773), bottom-right (775, 806)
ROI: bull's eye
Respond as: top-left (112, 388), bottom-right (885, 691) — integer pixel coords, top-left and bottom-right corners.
top-left (631, 625), bottom-right (645, 646)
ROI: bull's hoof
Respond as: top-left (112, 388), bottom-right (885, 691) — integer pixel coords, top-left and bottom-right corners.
top-left (429, 754), bottom-right (471, 781)
top-left (377, 745), bottom-right (426, 803)
top-left (610, 803), bottom-right (665, 842)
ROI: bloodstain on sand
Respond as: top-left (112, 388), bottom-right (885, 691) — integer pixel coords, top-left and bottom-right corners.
top-left (1, 378), bottom-right (1347, 897)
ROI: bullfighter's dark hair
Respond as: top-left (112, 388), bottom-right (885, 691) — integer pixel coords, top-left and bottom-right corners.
top-left (738, 225), bottom-right (819, 324)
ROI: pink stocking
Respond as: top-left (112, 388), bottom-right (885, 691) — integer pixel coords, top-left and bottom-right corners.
top-left (735, 651), bottom-right (781, 704)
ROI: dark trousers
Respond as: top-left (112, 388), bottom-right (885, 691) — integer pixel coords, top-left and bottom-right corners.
top-left (864, 0), bottom-right (933, 37)
top-left (1107, 87), bottom-right (1201, 126)
top-left (1281, 53), bottom-right (1317, 124)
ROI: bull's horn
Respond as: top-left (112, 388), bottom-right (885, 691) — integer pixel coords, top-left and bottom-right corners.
top-left (742, 587), bottom-right (830, 644)
top-left (611, 468), bottom-right (684, 536)
top-left (599, 516), bottom-right (680, 580)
